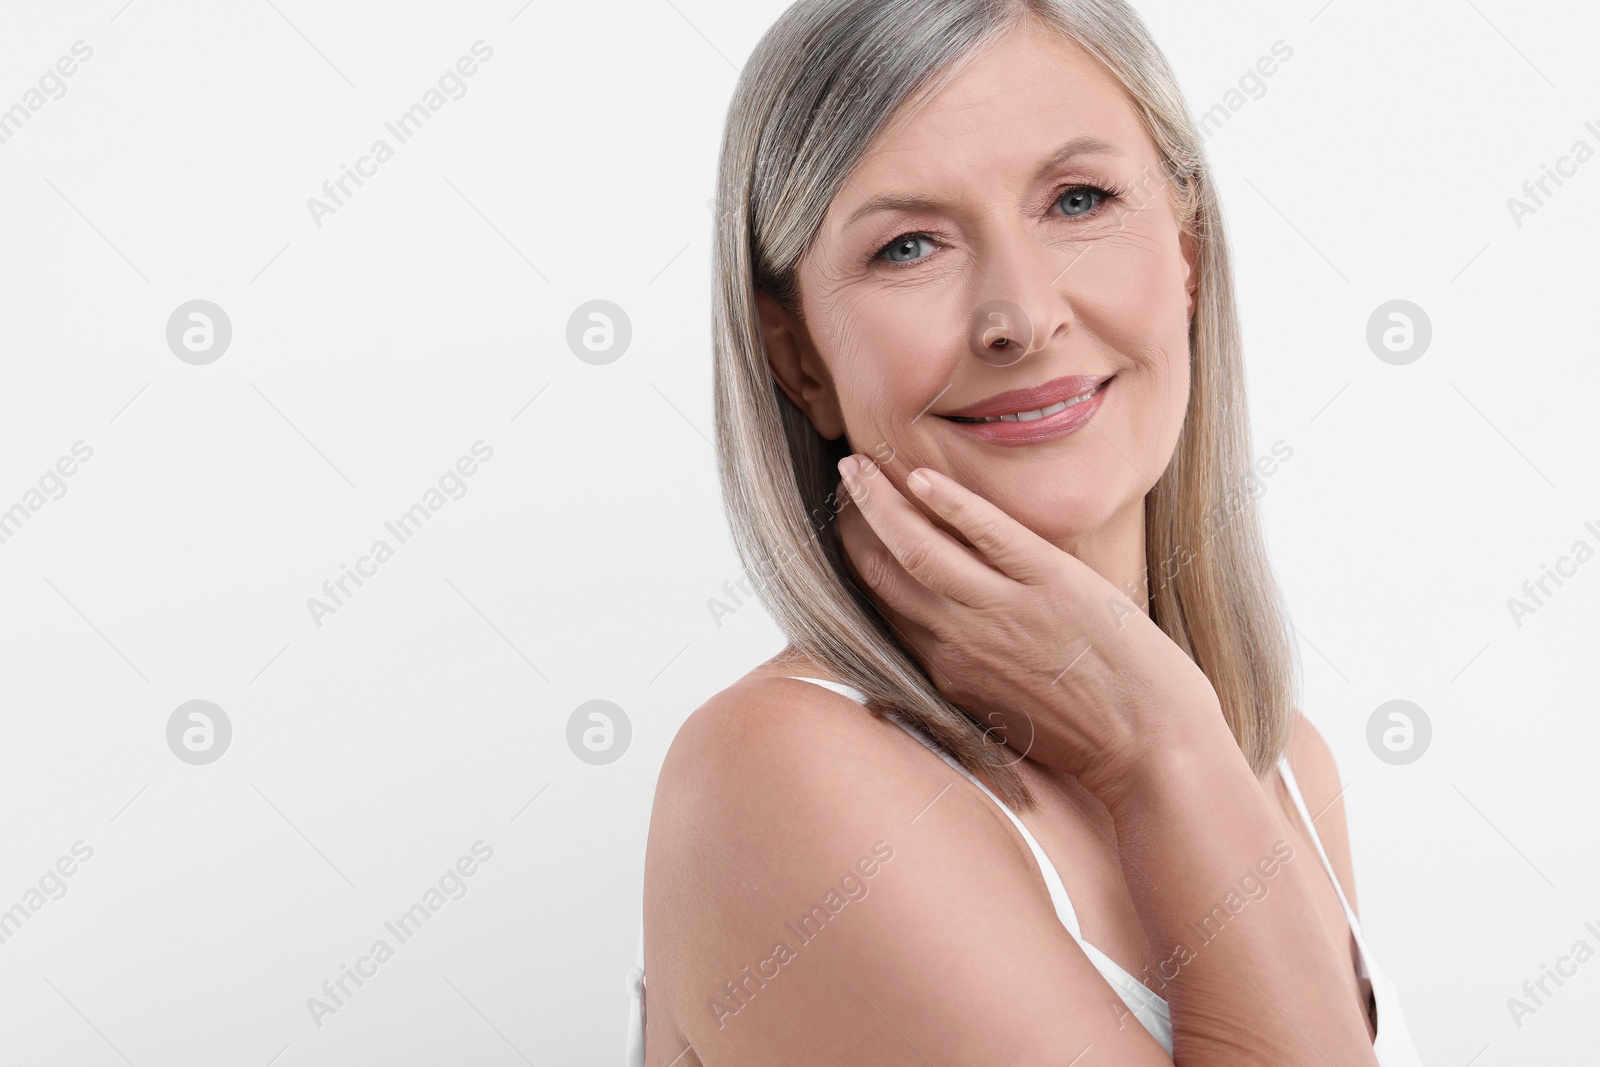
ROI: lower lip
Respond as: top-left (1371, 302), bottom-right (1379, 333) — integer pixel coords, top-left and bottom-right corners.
top-left (941, 379), bottom-right (1111, 445)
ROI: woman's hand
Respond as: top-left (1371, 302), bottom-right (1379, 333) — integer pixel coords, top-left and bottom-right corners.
top-left (834, 453), bottom-right (1227, 800)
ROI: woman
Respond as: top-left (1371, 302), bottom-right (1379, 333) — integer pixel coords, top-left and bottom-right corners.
top-left (629, 0), bottom-right (1425, 1062)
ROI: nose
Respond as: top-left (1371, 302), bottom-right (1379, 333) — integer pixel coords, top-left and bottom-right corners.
top-left (966, 221), bottom-right (1074, 369)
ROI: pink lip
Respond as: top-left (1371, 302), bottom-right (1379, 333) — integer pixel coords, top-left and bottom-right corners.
top-left (939, 376), bottom-right (1112, 445)
top-left (937, 374), bottom-right (1112, 419)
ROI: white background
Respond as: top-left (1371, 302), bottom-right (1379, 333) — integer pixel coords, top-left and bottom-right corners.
top-left (0, 0), bottom-right (1595, 1064)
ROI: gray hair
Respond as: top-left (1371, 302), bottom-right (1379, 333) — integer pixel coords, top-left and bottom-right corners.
top-left (712, 0), bottom-right (1295, 809)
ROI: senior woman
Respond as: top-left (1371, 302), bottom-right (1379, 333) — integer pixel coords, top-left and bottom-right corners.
top-left (628, 0), bottom-right (1425, 1063)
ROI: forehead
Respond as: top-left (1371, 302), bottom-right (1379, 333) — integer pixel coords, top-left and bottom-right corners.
top-left (831, 23), bottom-right (1150, 206)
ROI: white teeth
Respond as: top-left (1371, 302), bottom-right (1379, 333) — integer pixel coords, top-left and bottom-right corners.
top-left (963, 385), bottom-right (1101, 423)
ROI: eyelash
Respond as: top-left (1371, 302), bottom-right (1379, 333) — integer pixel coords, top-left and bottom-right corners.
top-left (868, 182), bottom-right (1127, 268)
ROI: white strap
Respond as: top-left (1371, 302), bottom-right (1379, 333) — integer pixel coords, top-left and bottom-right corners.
top-left (624, 922), bottom-right (645, 1066)
top-left (783, 679), bottom-right (1171, 1048)
top-left (1276, 753), bottom-right (1370, 979)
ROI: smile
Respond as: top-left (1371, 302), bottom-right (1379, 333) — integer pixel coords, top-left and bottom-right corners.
top-left (937, 377), bottom-right (1112, 445)
top-left (945, 382), bottom-right (1106, 422)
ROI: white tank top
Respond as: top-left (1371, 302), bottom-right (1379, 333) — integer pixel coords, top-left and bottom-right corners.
top-left (624, 676), bottom-right (1425, 1064)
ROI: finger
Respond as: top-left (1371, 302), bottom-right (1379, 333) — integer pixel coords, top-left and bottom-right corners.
top-left (839, 454), bottom-right (1009, 606)
top-left (836, 486), bottom-right (945, 625)
top-left (902, 465), bottom-right (1059, 585)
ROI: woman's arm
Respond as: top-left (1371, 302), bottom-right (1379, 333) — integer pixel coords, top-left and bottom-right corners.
top-left (646, 676), bottom-right (1184, 1066)
top-left (1283, 709), bottom-right (1360, 918)
top-left (831, 458), bottom-right (1379, 1064)
top-left (1086, 704), bottom-right (1378, 1064)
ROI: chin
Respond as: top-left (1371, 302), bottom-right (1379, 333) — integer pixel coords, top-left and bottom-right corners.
top-left (993, 483), bottom-right (1129, 547)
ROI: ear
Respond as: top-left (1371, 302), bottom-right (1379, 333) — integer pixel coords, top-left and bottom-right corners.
top-left (1179, 225), bottom-right (1200, 321)
top-left (756, 289), bottom-right (846, 440)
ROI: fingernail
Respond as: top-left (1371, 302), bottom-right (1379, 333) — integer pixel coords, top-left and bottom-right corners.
top-left (839, 455), bottom-right (860, 479)
top-left (907, 469), bottom-right (932, 497)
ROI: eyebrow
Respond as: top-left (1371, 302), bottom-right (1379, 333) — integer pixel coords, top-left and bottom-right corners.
top-left (842, 135), bottom-right (1123, 230)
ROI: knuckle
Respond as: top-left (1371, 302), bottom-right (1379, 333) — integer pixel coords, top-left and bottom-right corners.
top-left (855, 548), bottom-right (895, 592)
top-left (923, 612), bottom-right (957, 644)
top-left (898, 538), bottom-right (934, 577)
top-left (968, 514), bottom-right (1007, 554)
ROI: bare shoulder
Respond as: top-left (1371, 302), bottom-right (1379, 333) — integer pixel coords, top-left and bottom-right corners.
top-left (642, 671), bottom-right (1176, 1066)
top-left (1281, 708), bottom-right (1359, 916)
top-left (658, 671), bottom-right (901, 800)
top-left (650, 672), bottom-right (935, 868)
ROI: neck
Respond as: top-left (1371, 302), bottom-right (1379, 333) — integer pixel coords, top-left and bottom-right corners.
top-left (1051, 496), bottom-right (1150, 618)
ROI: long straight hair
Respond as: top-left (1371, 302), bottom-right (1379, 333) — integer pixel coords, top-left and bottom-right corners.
top-left (712, 0), bottom-right (1297, 809)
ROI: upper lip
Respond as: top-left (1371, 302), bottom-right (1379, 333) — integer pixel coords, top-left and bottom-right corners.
top-left (936, 374), bottom-right (1112, 419)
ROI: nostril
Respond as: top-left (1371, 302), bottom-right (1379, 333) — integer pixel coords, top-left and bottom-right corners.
top-left (968, 298), bottom-right (1034, 367)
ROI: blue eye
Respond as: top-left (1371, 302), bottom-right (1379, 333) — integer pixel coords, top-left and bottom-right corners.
top-left (879, 234), bottom-right (935, 264)
top-left (870, 184), bottom-right (1121, 268)
top-left (1057, 185), bottom-right (1106, 216)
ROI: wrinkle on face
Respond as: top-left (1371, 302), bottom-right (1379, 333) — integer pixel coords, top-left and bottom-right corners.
top-left (783, 19), bottom-right (1197, 552)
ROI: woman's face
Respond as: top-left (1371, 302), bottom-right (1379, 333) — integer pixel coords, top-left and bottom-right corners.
top-left (762, 20), bottom-right (1199, 551)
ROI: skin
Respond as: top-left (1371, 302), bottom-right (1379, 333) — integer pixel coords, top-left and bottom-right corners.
top-left (644, 19), bottom-right (1376, 1066)
top-left (756, 27), bottom-right (1195, 610)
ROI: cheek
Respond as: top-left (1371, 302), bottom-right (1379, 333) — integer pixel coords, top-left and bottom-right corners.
top-left (1062, 226), bottom-right (1192, 364)
top-left (1059, 226), bottom-right (1193, 482)
top-left (811, 285), bottom-right (964, 434)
